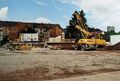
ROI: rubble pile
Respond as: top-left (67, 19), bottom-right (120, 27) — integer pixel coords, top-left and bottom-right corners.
top-left (103, 42), bottom-right (120, 50)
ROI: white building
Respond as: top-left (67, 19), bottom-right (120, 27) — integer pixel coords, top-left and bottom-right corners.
top-left (110, 35), bottom-right (120, 45)
top-left (107, 26), bottom-right (115, 32)
top-left (20, 33), bottom-right (39, 42)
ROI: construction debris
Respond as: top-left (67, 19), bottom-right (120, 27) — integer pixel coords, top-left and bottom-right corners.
top-left (106, 42), bottom-right (120, 50)
top-left (99, 42), bottom-right (120, 51)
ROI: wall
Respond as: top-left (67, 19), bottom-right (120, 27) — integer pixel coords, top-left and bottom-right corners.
top-left (0, 27), bottom-right (4, 41)
top-left (49, 36), bottom-right (62, 42)
top-left (0, 21), bottom-right (63, 42)
top-left (110, 35), bottom-right (120, 45)
top-left (20, 33), bottom-right (39, 42)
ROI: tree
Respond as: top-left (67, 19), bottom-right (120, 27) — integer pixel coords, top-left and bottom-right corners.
top-left (79, 10), bottom-right (87, 27)
top-left (65, 10), bottom-right (88, 39)
top-left (0, 35), bottom-right (9, 46)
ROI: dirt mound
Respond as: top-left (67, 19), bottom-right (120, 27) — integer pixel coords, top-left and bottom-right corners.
top-left (101, 42), bottom-right (120, 50)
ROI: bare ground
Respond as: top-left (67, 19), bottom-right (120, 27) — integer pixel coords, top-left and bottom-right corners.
top-left (0, 49), bottom-right (120, 81)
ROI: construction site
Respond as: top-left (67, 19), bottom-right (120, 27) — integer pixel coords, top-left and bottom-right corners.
top-left (0, 10), bottom-right (120, 81)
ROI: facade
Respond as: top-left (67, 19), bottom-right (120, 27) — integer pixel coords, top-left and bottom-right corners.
top-left (0, 21), bottom-right (63, 42)
top-left (49, 36), bottom-right (62, 42)
top-left (110, 35), bottom-right (120, 45)
top-left (0, 27), bottom-right (4, 41)
top-left (49, 32), bottom-right (65, 42)
top-left (20, 33), bottom-right (39, 42)
top-left (107, 26), bottom-right (115, 33)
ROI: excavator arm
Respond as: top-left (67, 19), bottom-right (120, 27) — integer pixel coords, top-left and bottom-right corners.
top-left (73, 12), bottom-right (92, 39)
top-left (72, 11), bottom-right (106, 51)
top-left (76, 25), bottom-right (92, 38)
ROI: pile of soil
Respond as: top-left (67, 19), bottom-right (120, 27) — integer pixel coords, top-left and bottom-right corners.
top-left (101, 42), bottom-right (120, 50)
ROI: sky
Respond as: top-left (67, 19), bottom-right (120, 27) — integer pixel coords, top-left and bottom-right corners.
top-left (0, 0), bottom-right (120, 32)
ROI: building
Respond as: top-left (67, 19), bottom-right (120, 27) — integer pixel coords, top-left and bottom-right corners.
top-left (48, 26), bottom-right (64, 42)
top-left (20, 33), bottom-right (39, 42)
top-left (107, 26), bottom-right (115, 33)
top-left (110, 35), bottom-right (120, 45)
top-left (0, 21), bottom-right (63, 42)
top-left (0, 27), bottom-right (4, 42)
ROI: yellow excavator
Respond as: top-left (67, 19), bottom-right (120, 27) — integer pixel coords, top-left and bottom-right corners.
top-left (73, 12), bottom-right (106, 51)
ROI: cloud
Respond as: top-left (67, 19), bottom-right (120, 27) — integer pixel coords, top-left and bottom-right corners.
top-left (34, 0), bottom-right (45, 6)
top-left (57, 0), bottom-right (120, 32)
top-left (0, 7), bottom-right (8, 20)
top-left (35, 17), bottom-right (51, 23)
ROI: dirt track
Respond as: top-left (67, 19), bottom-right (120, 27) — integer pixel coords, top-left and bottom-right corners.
top-left (0, 49), bottom-right (120, 81)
